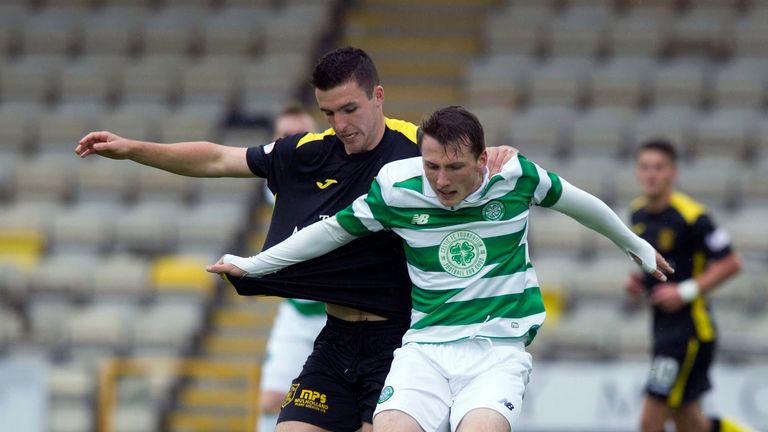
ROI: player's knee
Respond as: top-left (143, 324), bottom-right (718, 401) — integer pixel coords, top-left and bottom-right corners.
top-left (373, 409), bottom-right (423, 432)
top-left (260, 390), bottom-right (286, 414)
top-left (456, 408), bottom-right (510, 432)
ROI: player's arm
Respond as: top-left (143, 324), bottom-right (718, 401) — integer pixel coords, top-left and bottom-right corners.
top-left (207, 215), bottom-right (359, 277)
top-left (75, 131), bottom-right (253, 178)
top-left (550, 179), bottom-right (673, 281)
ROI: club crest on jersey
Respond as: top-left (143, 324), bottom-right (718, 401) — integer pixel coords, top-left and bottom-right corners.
top-left (282, 383), bottom-right (299, 408)
top-left (378, 386), bottom-right (394, 404)
top-left (482, 200), bottom-right (505, 221)
top-left (439, 231), bottom-right (487, 278)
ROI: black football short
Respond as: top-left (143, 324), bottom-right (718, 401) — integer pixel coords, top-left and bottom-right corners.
top-left (645, 337), bottom-right (715, 408)
top-left (277, 315), bottom-right (409, 431)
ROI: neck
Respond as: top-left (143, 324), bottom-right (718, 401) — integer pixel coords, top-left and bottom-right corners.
top-left (645, 189), bottom-right (673, 213)
top-left (345, 114), bottom-right (386, 154)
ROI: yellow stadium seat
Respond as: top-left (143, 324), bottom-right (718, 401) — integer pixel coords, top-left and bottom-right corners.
top-left (151, 255), bottom-right (215, 294)
top-left (540, 284), bottom-right (566, 324)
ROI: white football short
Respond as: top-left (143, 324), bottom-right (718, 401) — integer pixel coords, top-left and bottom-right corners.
top-left (374, 338), bottom-right (532, 432)
top-left (260, 301), bottom-right (327, 392)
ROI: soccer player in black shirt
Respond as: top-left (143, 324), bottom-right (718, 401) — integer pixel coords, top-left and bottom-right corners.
top-left (77, 47), bottom-right (514, 432)
top-left (625, 139), bottom-right (749, 432)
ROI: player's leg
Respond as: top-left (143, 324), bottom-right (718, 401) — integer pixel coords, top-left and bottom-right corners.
top-left (455, 408), bottom-right (509, 432)
top-left (259, 302), bottom-right (326, 432)
top-left (277, 319), bottom-right (364, 432)
top-left (671, 400), bottom-right (710, 432)
top-left (373, 343), bottom-right (451, 432)
top-left (449, 339), bottom-right (530, 432)
top-left (639, 396), bottom-right (670, 432)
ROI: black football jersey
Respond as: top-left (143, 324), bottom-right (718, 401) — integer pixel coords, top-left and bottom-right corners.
top-left (631, 192), bottom-right (733, 345)
top-left (233, 119), bottom-right (421, 320)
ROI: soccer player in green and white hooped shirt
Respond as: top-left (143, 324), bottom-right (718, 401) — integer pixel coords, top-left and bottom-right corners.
top-left (209, 106), bottom-right (673, 432)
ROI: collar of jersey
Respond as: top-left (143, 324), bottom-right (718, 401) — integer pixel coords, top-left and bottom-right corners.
top-left (422, 167), bottom-right (490, 210)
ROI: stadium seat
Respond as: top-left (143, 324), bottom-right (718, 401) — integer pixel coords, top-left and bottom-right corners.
top-left (631, 106), bottom-right (697, 156)
top-left (38, 104), bottom-right (101, 155)
top-left (96, 107), bottom-right (162, 142)
top-left (201, 6), bottom-right (266, 55)
top-left (735, 156), bottom-right (768, 206)
top-left (529, 57), bottom-right (592, 107)
top-left (0, 5), bottom-right (26, 56)
top-left (197, 176), bottom-right (260, 204)
top-left (549, 5), bottom-right (610, 57)
top-left (575, 254), bottom-right (641, 300)
top-left (177, 202), bottom-right (247, 254)
top-left (28, 298), bottom-right (74, 348)
top-left (67, 302), bottom-right (133, 349)
top-left (114, 201), bottom-right (182, 253)
top-left (180, 55), bottom-right (245, 106)
top-left (528, 207), bottom-right (589, 256)
top-left (720, 205), bottom-right (768, 258)
top-left (262, 4), bottom-right (332, 54)
top-left (484, 4), bottom-right (551, 56)
top-left (467, 106), bottom-right (515, 148)
top-left (49, 202), bottom-right (119, 254)
top-left (615, 308), bottom-right (651, 357)
top-left (589, 56), bottom-right (654, 108)
top-left (649, 59), bottom-right (710, 107)
top-left (150, 254), bottom-right (216, 299)
top-left (608, 5), bottom-right (674, 56)
top-left (463, 55), bottom-right (532, 107)
top-left (691, 108), bottom-right (758, 160)
top-left (556, 155), bottom-right (620, 202)
top-left (732, 7), bottom-right (768, 56)
top-left (59, 56), bottom-right (124, 105)
top-left (29, 253), bottom-right (97, 299)
top-left (134, 163), bottom-right (197, 203)
top-left (131, 301), bottom-right (204, 351)
top-left (120, 54), bottom-right (184, 105)
top-left (49, 363), bottom-right (95, 401)
top-left (569, 107), bottom-right (635, 158)
top-left (711, 57), bottom-right (768, 109)
top-left (141, 5), bottom-right (206, 55)
top-left (548, 302), bottom-right (623, 358)
top-left (81, 6), bottom-right (144, 56)
top-left (0, 54), bottom-right (65, 104)
top-left (48, 400), bottom-right (93, 432)
top-left (75, 158), bottom-right (138, 204)
top-left (159, 105), bottom-right (223, 144)
top-left (0, 104), bottom-right (38, 155)
top-left (20, 7), bottom-right (83, 56)
top-left (12, 154), bottom-right (77, 203)
top-left (509, 106), bottom-right (575, 157)
top-left (672, 5), bottom-right (735, 54)
top-left (0, 305), bottom-right (23, 347)
top-left (91, 254), bottom-right (151, 298)
top-left (113, 403), bottom-right (158, 432)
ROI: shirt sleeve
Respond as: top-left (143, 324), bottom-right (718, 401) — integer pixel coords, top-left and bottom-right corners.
top-left (245, 134), bottom-right (303, 194)
top-left (336, 177), bottom-right (393, 236)
top-left (518, 155), bottom-right (563, 208)
top-left (693, 213), bottom-right (733, 260)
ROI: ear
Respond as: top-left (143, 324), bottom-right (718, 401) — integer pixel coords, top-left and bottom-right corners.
top-left (373, 85), bottom-right (384, 107)
top-left (478, 149), bottom-right (488, 169)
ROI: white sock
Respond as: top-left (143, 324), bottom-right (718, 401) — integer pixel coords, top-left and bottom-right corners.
top-left (257, 413), bottom-right (278, 432)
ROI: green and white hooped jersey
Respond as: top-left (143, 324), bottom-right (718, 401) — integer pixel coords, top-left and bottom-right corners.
top-left (336, 154), bottom-right (563, 345)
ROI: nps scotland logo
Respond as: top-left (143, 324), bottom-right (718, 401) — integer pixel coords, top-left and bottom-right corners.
top-left (439, 231), bottom-right (487, 278)
top-left (482, 200), bottom-right (505, 221)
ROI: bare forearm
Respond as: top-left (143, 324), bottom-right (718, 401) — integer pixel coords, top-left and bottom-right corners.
top-left (696, 253), bottom-right (742, 295)
top-left (128, 140), bottom-right (252, 178)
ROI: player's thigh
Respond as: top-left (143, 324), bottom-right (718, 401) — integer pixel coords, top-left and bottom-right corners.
top-left (672, 400), bottom-right (710, 432)
top-left (262, 304), bottom-right (326, 394)
top-left (450, 345), bottom-right (530, 430)
top-left (373, 344), bottom-right (451, 432)
top-left (275, 421), bottom-right (333, 432)
top-left (640, 396), bottom-right (670, 432)
top-left (455, 408), bottom-right (509, 432)
top-left (373, 409), bottom-right (425, 432)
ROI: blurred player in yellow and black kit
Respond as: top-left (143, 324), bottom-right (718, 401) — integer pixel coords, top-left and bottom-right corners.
top-left (625, 139), bottom-right (751, 432)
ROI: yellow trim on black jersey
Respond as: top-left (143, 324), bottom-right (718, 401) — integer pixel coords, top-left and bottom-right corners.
top-left (669, 192), bottom-right (707, 225)
top-left (692, 297), bottom-right (715, 342)
top-left (296, 128), bottom-right (335, 148)
top-left (668, 338), bottom-right (700, 408)
top-left (385, 118), bottom-right (418, 144)
top-left (630, 196), bottom-right (648, 211)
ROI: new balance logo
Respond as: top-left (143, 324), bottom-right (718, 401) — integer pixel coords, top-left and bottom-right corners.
top-left (316, 179), bottom-right (338, 189)
top-left (411, 214), bottom-right (430, 225)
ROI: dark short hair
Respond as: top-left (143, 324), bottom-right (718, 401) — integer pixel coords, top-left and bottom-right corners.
top-left (311, 47), bottom-right (380, 97)
top-left (418, 106), bottom-right (485, 159)
top-left (636, 138), bottom-right (678, 164)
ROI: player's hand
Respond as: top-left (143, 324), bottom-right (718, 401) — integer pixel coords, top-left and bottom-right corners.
top-left (487, 146), bottom-right (518, 175)
top-left (650, 283), bottom-right (686, 312)
top-left (624, 272), bottom-right (645, 301)
top-left (206, 256), bottom-right (247, 278)
top-left (75, 131), bottom-right (132, 159)
top-left (628, 250), bottom-right (673, 282)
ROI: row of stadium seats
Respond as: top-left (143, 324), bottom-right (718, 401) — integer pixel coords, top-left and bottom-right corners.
top-left (0, 2), bottom-right (331, 57)
top-left (466, 55), bottom-right (768, 110)
top-left (487, 3), bottom-right (768, 57)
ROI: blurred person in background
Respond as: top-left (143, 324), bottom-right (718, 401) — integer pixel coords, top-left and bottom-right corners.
top-left (626, 139), bottom-right (749, 432)
top-left (259, 104), bottom-right (327, 432)
top-left (76, 47), bottom-right (514, 432)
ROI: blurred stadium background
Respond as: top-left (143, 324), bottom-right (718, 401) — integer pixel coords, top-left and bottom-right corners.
top-left (0, 0), bottom-right (766, 431)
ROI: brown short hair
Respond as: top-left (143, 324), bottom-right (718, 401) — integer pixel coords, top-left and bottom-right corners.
top-left (418, 106), bottom-right (485, 159)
